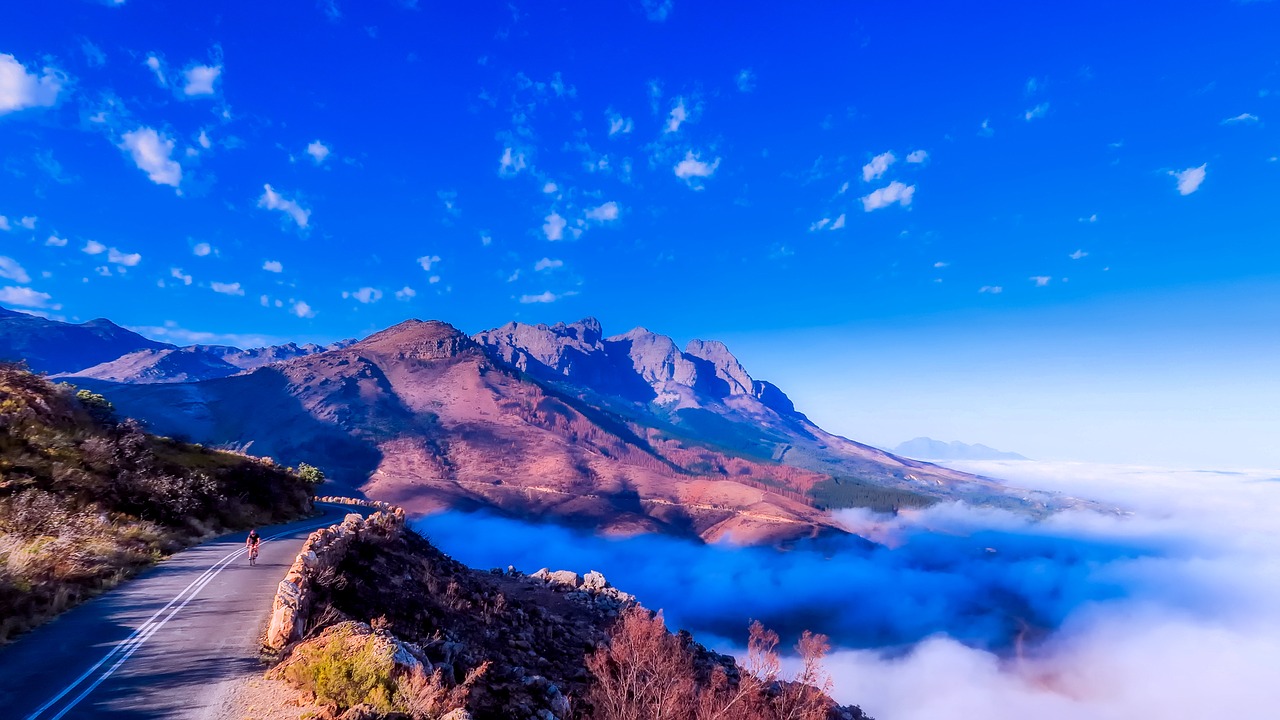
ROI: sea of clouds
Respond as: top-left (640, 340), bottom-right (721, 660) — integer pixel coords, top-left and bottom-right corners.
top-left (415, 460), bottom-right (1280, 719)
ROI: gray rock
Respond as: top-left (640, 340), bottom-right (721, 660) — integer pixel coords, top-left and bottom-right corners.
top-left (582, 570), bottom-right (608, 591)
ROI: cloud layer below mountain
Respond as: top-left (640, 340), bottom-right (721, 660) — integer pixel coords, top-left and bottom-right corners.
top-left (415, 459), bottom-right (1280, 719)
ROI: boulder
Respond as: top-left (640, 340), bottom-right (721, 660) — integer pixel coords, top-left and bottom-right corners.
top-left (546, 570), bottom-right (581, 589)
top-left (582, 570), bottom-right (608, 591)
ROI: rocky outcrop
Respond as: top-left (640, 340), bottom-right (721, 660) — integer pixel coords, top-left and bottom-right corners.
top-left (524, 567), bottom-right (635, 616)
top-left (265, 500), bottom-right (407, 651)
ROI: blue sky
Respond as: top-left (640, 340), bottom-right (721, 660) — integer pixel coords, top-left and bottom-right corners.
top-left (1, 1), bottom-right (1278, 466)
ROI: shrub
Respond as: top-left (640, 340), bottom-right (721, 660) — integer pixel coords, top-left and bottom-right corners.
top-left (297, 462), bottom-right (326, 486)
top-left (283, 631), bottom-right (397, 712)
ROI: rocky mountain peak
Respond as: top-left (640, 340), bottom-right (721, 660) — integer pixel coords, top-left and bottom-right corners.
top-left (607, 327), bottom-right (697, 387)
top-left (356, 319), bottom-right (479, 361)
top-left (685, 338), bottom-right (755, 396)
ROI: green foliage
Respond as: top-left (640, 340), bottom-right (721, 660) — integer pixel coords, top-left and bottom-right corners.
top-left (297, 462), bottom-right (326, 486)
top-left (74, 389), bottom-right (115, 422)
top-left (808, 476), bottom-right (937, 513)
top-left (284, 631), bottom-right (397, 712)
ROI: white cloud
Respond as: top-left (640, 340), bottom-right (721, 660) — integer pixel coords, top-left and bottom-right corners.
top-left (906, 150), bottom-right (929, 164)
top-left (1221, 113), bottom-right (1260, 125)
top-left (144, 54), bottom-right (166, 86)
top-left (197, 129), bottom-right (212, 149)
top-left (978, 119), bottom-right (994, 137)
top-left (520, 290), bottom-right (576, 304)
top-left (395, 286), bottom-right (416, 300)
top-left (542, 182), bottom-right (558, 194)
top-left (830, 213), bottom-right (846, 230)
top-left (45, 234), bottom-right (67, 247)
top-left (641, 0), bottom-right (672, 21)
top-left (861, 181), bottom-right (916, 211)
top-left (809, 218), bottom-right (830, 232)
top-left (0, 286), bottom-right (53, 308)
top-left (428, 275), bottom-right (440, 284)
top-left (736, 69), bottom-right (756, 93)
top-left (343, 287), bottom-right (382, 304)
top-left (979, 285), bottom-right (1003, 294)
top-left (543, 211), bottom-right (567, 241)
top-left (862, 151), bottom-right (896, 182)
top-left (18, 216), bottom-right (36, 230)
top-left (211, 281), bottom-right (244, 296)
top-left (0, 257), bottom-right (31, 283)
top-left (82, 240), bottom-right (106, 255)
top-left (119, 127), bottom-right (183, 187)
top-left (1171, 164), bottom-right (1207, 195)
top-left (95, 266), bottom-right (112, 277)
top-left (1070, 249), bottom-right (1089, 260)
top-left (666, 98), bottom-right (688, 133)
top-left (534, 257), bottom-right (563, 272)
top-left (673, 150), bottom-right (721, 187)
top-left (182, 64), bottom-right (221, 96)
top-left (499, 146), bottom-right (527, 176)
top-left (306, 140), bottom-right (331, 163)
top-left (107, 247), bottom-right (141, 266)
top-left (0, 54), bottom-right (62, 115)
top-left (258, 184), bottom-right (311, 228)
top-left (170, 267), bottom-right (192, 285)
top-left (608, 112), bottom-right (633, 136)
top-left (480, 232), bottom-right (493, 246)
top-left (585, 201), bottom-right (620, 223)
top-left (193, 242), bottom-right (213, 257)
top-left (263, 260), bottom-right (283, 273)
top-left (0, 216), bottom-right (7, 231)
top-left (292, 300), bottom-right (315, 318)
top-left (934, 261), bottom-right (949, 268)
top-left (1025, 102), bottom-right (1050, 121)
top-left (417, 255), bottom-right (441, 271)
top-left (1079, 213), bottom-right (1098, 223)
top-left (1030, 275), bottom-right (1052, 287)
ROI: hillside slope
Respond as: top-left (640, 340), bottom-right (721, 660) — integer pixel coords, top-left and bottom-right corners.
top-left (0, 365), bottom-right (315, 642)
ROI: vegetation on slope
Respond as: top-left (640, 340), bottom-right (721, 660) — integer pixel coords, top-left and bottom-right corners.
top-left (0, 364), bottom-right (315, 642)
top-left (269, 524), bottom-right (869, 720)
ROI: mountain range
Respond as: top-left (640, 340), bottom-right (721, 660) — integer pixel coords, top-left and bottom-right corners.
top-left (0, 306), bottom-right (1087, 544)
top-left (893, 437), bottom-right (1030, 461)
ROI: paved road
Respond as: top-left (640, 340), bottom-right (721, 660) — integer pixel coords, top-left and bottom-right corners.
top-left (0, 504), bottom-right (362, 720)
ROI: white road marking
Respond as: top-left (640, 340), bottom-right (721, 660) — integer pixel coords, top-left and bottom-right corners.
top-left (26, 519), bottom-right (331, 720)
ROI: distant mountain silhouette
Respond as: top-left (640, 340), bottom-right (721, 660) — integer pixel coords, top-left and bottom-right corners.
top-left (893, 437), bottom-right (1029, 461)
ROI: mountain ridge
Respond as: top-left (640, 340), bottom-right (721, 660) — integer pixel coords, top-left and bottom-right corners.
top-left (2, 307), bottom-right (1096, 543)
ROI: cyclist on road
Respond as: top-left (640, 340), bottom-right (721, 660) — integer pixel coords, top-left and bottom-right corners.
top-left (246, 529), bottom-right (261, 566)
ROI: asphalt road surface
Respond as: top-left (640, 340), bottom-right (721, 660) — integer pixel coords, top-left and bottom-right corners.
top-left (0, 503), bottom-right (363, 719)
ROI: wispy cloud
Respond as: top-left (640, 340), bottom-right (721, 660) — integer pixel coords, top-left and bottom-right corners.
top-left (666, 98), bottom-right (689, 133)
top-left (584, 201), bottom-right (620, 223)
top-left (258, 184), bottom-right (311, 227)
top-left (979, 285), bottom-right (1003, 294)
top-left (1170, 164), bottom-right (1207, 195)
top-left (861, 181), bottom-right (915, 211)
top-left (119, 127), bottom-right (182, 187)
top-left (534, 257), bottom-right (563, 272)
top-left (862, 151), bottom-right (896, 182)
top-left (1221, 113), bottom-right (1260, 125)
top-left (306, 140), bottom-right (331, 163)
top-left (906, 149), bottom-right (928, 164)
top-left (1070, 249), bottom-right (1089, 260)
top-left (263, 260), bottom-right (283, 273)
top-left (673, 150), bottom-right (720, 188)
top-left (1029, 275), bottom-right (1052, 287)
top-left (343, 287), bottom-right (382, 303)
top-left (520, 290), bottom-right (577, 304)
top-left (182, 64), bottom-right (221, 96)
top-left (736, 69), bottom-right (756, 92)
top-left (0, 286), bottom-right (56, 309)
top-left (0, 257), bottom-right (31, 283)
top-left (543, 211), bottom-right (567, 240)
top-left (1024, 102), bottom-right (1050, 121)
top-left (211, 281), bottom-right (244, 296)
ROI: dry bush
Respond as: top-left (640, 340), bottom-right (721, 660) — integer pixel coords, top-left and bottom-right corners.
top-left (586, 608), bottom-right (837, 720)
top-left (396, 660), bottom-right (489, 720)
top-left (585, 608), bottom-right (697, 720)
